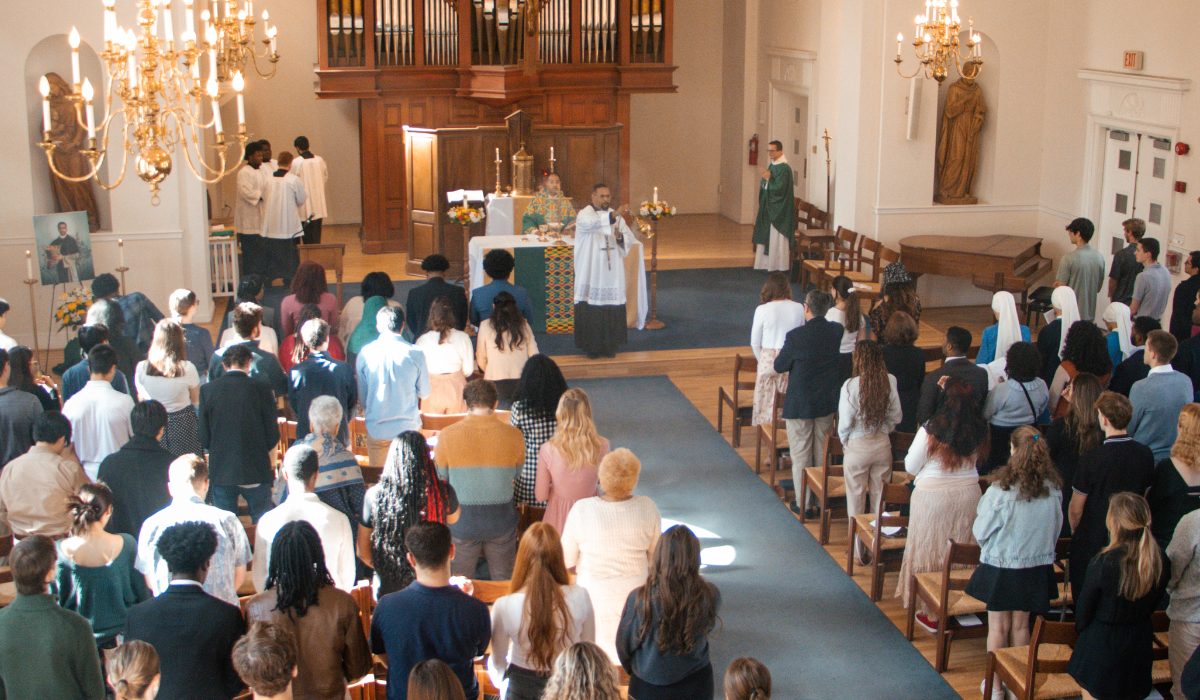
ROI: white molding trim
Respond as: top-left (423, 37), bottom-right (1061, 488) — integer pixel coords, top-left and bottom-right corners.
top-left (1076, 69), bottom-right (1192, 93)
top-left (765, 47), bottom-right (818, 61)
top-left (91, 231), bottom-right (184, 241)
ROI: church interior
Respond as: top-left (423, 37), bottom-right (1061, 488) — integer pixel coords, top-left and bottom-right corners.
top-left (3, 0), bottom-right (1200, 698)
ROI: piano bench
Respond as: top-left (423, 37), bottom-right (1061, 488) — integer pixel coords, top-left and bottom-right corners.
top-left (1026, 286), bottom-right (1056, 330)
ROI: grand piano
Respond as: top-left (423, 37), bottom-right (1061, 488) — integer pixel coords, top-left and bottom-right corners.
top-left (899, 234), bottom-right (1054, 310)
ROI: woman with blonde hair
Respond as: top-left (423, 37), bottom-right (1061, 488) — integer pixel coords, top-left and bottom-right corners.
top-left (561, 448), bottom-right (661, 661)
top-left (724, 657), bottom-right (772, 700)
top-left (56, 483), bottom-right (151, 648)
top-left (838, 339), bottom-right (901, 563)
top-left (135, 318), bottom-right (201, 456)
top-left (535, 389), bottom-right (610, 533)
top-left (414, 295), bottom-right (474, 415)
top-left (489, 523), bottom-right (595, 700)
top-left (540, 641), bottom-right (622, 700)
top-left (1067, 493), bottom-right (1169, 700)
top-left (107, 640), bottom-right (160, 700)
top-left (968, 427), bottom-right (1063, 700)
top-left (750, 272), bottom-right (805, 426)
top-left (1148, 403), bottom-right (1200, 549)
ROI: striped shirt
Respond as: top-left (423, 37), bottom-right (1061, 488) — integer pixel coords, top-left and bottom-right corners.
top-left (433, 413), bottom-right (525, 541)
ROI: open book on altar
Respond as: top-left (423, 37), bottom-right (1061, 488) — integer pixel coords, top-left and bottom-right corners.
top-left (446, 189), bottom-right (486, 204)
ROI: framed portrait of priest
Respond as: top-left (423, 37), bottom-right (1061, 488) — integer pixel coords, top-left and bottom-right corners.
top-left (33, 210), bottom-right (95, 286)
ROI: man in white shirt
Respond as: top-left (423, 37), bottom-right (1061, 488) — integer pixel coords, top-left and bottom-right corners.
top-left (61, 345), bottom-right (133, 480)
top-left (252, 444), bottom-right (356, 592)
top-left (136, 454), bottom-right (252, 605)
top-left (260, 151), bottom-right (308, 287)
top-left (234, 142), bottom-right (268, 278)
top-left (292, 136), bottom-right (328, 245)
top-left (0, 299), bottom-right (16, 350)
top-left (573, 184), bottom-right (634, 359)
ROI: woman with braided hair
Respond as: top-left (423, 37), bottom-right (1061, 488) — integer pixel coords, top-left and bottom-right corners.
top-left (55, 482), bottom-right (151, 649)
top-left (358, 430), bottom-right (460, 596)
top-left (244, 520), bottom-right (372, 700)
top-left (106, 640), bottom-right (160, 700)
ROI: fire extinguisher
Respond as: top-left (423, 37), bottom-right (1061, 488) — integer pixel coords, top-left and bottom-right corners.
top-left (748, 134), bottom-right (759, 166)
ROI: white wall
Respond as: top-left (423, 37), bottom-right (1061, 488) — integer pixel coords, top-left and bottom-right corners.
top-left (2, 0), bottom-right (213, 352)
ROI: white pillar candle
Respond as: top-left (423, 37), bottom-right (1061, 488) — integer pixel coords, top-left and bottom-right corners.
top-left (232, 71), bottom-right (245, 125)
top-left (39, 77), bottom-right (51, 132)
top-left (82, 79), bottom-right (95, 139)
top-left (69, 28), bottom-right (81, 86)
top-left (118, 239), bottom-right (124, 268)
top-left (550, 146), bottom-right (554, 159)
top-left (495, 147), bottom-right (500, 161)
top-left (186, 0), bottom-right (195, 35)
top-left (207, 78), bottom-right (222, 134)
top-left (163, 0), bottom-right (174, 44)
top-left (26, 251), bottom-right (33, 280)
top-left (653, 187), bottom-right (658, 204)
top-left (896, 33), bottom-right (903, 58)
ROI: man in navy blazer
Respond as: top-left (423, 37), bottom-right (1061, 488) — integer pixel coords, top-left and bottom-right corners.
top-left (468, 249), bottom-right (534, 327)
top-left (774, 289), bottom-right (843, 514)
top-left (125, 521), bottom-right (246, 700)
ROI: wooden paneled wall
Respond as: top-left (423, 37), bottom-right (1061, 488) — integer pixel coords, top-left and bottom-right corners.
top-left (360, 91), bottom-right (630, 256)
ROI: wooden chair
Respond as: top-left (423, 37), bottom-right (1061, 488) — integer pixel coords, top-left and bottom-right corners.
top-left (350, 584), bottom-right (375, 642)
top-left (793, 199), bottom-right (835, 266)
top-left (905, 540), bottom-right (988, 672)
top-left (716, 354), bottom-right (757, 448)
top-left (277, 418), bottom-right (298, 454)
top-left (348, 679), bottom-right (385, 700)
top-left (846, 482), bottom-right (910, 601)
top-left (421, 412), bottom-right (469, 433)
top-left (517, 503), bottom-right (546, 534)
top-left (826, 235), bottom-right (882, 286)
top-left (297, 243), bottom-right (347, 306)
top-left (801, 226), bottom-right (860, 291)
top-left (1152, 610), bottom-right (1172, 686)
top-left (361, 466), bottom-right (384, 486)
top-left (350, 416), bottom-right (370, 459)
top-left (1047, 538), bottom-right (1072, 620)
top-left (754, 390), bottom-right (788, 488)
top-left (799, 434), bottom-right (846, 545)
top-left (889, 431), bottom-right (916, 472)
top-left (850, 245), bottom-right (900, 305)
top-left (470, 579), bottom-right (511, 605)
top-left (983, 616), bottom-right (1080, 700)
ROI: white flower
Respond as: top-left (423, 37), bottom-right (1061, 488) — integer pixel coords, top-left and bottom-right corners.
top-left (670, 206), bottom-right (677, 215)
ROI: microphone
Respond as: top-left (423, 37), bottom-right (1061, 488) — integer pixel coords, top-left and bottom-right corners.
top-left (609, 211), bottom-right (617, 225)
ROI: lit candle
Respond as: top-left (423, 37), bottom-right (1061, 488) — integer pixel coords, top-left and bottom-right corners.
top-left (550, 146), bottom-right (554, 159)
top-left (267, 25), bottom-right (276, 54)
top-left (232, 71), bottom-right (245, 126)
top-left (246, 0), bottom-right (253, 19)
top-left (128, 35), bottom-right (139, 91)
top-left (103, 0), bottom-right (116, 44)
top-left (39, 77), bottom-right (51, 133)
top-left (653, 187), bottom-right (658, 204)
top-left (163, 0), bottom-right (174, 45)
top-left (206, 25), bottom-right (217, 76)
top-left (896, 33), bottom-right (903, 58)
top-left (82, 79), bottom-right (95, 139)
top-left (25, 251), bottom-right (33, 280)
top-left (118, 239), bottom-right (124, 268)
top-left (207, 78), bottom-right (222, 134)
top-left (185, 0), bottom-right (195, 36)
top-left (69, 27), bottom-right (81, 86)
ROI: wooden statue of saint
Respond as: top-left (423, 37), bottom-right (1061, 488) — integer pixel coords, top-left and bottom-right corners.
top-left (46, 73), bottom-right (101, 231)
top-left (934, 75), bottom-right (987, 205)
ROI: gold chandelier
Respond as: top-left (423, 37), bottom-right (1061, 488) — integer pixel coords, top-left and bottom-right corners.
top-left (894, 0), bottom-right (983, 83)
top-left (35, 0), bottom-right (280, 203)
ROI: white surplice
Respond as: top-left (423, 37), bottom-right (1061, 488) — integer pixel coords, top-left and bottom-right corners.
top-left (573, 205), bottom-right (633, 306)
top-left (260, 171), bottom-right (308, 240)
top-left (293, 154), bottom-right (329, 221)
top-left (233, 164), bottom-right (266, 235)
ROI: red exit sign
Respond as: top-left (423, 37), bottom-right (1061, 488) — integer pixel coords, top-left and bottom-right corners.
top-left (1124, 51), bottom-right (1144, 70)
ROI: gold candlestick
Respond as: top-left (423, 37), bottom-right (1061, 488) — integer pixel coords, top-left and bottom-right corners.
top-left (22, 278), bottom-right (41, 367)
top-left (116, 266), bottom-right (129, 295)
top-left (494, 150), bottom-right (503, 196)
top-left (644, 218), bottom-right (664, 330)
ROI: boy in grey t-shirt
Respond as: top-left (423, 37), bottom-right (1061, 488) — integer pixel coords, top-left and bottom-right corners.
top-left (1131, 237), bottom-right (1172, 321)
top-left (1055, 217), bottom-right (1106, 321)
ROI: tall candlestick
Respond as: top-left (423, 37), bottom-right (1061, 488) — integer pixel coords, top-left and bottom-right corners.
top-left (69, 27), bottom-right (81, 86)
top-left (25, 251), bottom-right (33, 280)
top-left (118, 239), bottom-right (124, 269)
top-left (39, 77), bottom-right (51, 133)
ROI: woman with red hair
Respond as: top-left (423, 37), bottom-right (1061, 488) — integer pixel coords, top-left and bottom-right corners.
top-left (280, 261), bottom-right (339, 336)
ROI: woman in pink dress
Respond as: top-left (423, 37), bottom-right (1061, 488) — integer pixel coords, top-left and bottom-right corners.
top-left (535, 389), bottom-right (610, 534)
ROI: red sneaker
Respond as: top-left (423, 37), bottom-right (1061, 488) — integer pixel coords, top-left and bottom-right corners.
top-left (915, 611), bottom-right (938, 634)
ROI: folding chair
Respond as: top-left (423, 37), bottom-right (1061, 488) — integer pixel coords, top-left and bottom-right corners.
top-left (984, 616), bottom-right (1081, 700)
top-left (846, 481), bottom-right (910, 601)
top-left (905, 540), bottom-right (988, 672)
top-left (716, 354), bottom-right (757, 448)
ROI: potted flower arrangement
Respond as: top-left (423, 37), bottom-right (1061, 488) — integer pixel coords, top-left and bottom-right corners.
top-left (638, 200), bottom-right (677, 220)
top-left (55, 287), bottom-right (93, 332)
top-left (447, 204), bottom-right (485, 225)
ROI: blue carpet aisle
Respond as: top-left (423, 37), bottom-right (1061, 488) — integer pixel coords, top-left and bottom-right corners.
top-left (572, 375), bottom-right (957, 700)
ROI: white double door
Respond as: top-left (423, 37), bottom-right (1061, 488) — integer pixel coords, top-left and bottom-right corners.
top-left (1098, 129), bottom-right (1178, 260)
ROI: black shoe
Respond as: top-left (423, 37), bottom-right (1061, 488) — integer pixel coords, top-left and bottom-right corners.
top-left (805, 507), bottom-right (819, 520)
top-left (586, 352), bottom-right (602, 360)
top-left (788, 502), bottom-right (803, 516)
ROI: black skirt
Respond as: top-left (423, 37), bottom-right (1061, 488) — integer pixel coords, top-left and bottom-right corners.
top-left (161, 405), bottom-right (203, 458)
top-left (965, 562), bottom-right (1059, 614)
top-left (628, 664), bottom-right (713, 700)
top-left (503, 664), bottom-right (549, 700)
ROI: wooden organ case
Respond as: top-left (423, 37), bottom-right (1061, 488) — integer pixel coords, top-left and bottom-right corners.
top-left (314, 0), bottom-right (677, 274)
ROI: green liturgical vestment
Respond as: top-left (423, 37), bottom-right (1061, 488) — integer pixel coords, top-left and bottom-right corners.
top-left (752, 160), bottom-right (797, 254)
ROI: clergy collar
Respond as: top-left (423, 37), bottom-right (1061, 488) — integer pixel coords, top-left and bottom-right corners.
top-left (299, 151), bottom-right (314, 158)
top-left (771, 154), bottom-right (787, 165)
top-left (274, 169), bottom-right (287, 177)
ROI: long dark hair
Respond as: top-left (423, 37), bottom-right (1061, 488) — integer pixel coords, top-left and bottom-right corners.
top-left (6, 346), bottom-right (40, 394)
top-left (831, 275), bottom-right (862, 333)
top-left (290, 261), bottom-right (329, 305)
top-left (371, 431), bottom-right (448, 589)
top-left (427, 296), bottom-right (457, 344)
top-left (266, 520), bottom-right (333, 617)
top-left (514, 355), bottom-right (568, 421)
top-left (925, 377), bottom-right (988, 470)
top-left (290, 304), bottom-right (324, 366)
top-left (490, 292), bottom-right (527, 352)
top-left (1065, 373), bottom-right (1104, 456)
top-left (635, 525), bottom-right (719, 654)
top-left (1061, 321), bottom-right (1113, 376)
top-left (851, 340), bottom-right (891, 434)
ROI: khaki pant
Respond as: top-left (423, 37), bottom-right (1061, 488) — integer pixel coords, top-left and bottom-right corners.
top-left (1171, 619), bottom-right (1200, 700)
top-left (365, 435), bottom-right (393, 468)
top-left (785, 413), bottom-right (836, 508)
top-left (842, 432), bottom-right (894, 560)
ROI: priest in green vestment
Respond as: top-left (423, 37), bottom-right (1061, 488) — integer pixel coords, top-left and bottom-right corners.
top-left (521, 173), bottom-right (577, 234)
top-left (752, 140), bottom-right (797, 272)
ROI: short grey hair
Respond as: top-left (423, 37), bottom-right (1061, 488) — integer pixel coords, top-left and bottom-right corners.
top-left (805, 289), bottom-right (834, 318)
top-left (308, 396), bottom-right (343, 435)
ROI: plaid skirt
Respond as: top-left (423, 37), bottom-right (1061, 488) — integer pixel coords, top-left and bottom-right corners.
top-left (161, 404), bottom-right (203, 457)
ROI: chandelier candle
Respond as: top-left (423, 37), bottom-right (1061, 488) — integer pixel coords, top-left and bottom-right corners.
top-left (39, 77), bottom-right (50, 134)
top-left (233, 71), bottom-right (245, 126)
top-left (69, 28), bottom-right (81, 86)
top-left (82, 79), bottom-right (96, 140)
top-left (185, 0), bottom-right (195, 36)
top-left (163, 0), bottom-right (174, 46)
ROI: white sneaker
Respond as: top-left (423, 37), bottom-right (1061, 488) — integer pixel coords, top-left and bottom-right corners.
top-left (980, 678), bottom-right (1005, 700)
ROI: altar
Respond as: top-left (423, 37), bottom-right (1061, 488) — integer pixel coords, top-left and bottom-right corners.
top-left (484, 194), bottom-right (535, 237)
top-left (468, 234), bottom-right (648, 333)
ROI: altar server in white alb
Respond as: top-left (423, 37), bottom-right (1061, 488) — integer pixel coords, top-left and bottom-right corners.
top-left (573, 183), bottom-right (633, 359)
top-left (292, 135), bottom-right (329, 245)
top-left (234, 142), bottom-right (268, 277)
top-left (261, 151), bottom-right (307, 286)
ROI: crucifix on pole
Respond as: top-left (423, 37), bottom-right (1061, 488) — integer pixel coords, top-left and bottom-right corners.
top-left (822, 128), bottom-right (833, 218)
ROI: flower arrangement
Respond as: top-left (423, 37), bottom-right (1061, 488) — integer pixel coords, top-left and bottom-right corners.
top-left (55, 287), bottom-right (93, 331)
top-left (447, 205), bottom-right (486, 226)
top-left (638, 200), bottom-right (677, 220)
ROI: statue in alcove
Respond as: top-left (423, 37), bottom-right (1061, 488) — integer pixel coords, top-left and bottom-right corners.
top-left (46, 73), bottom-right (101, 231)
top-left (934, 74), bottom-right (987, 205)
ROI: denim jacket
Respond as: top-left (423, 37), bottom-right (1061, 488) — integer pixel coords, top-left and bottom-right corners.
top-left (973, 480), bottom-right (1063, 569)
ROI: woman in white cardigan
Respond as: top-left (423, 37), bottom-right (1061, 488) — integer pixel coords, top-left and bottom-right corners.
top-left (750, 272), bottom-right (806, 426)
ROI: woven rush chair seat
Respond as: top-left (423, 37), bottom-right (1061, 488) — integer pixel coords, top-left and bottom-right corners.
top-left (850, 514), bottom-right (907, 552)
top-left (992, 643), bottom-right (1079, 700)
top-left (912, 570), bottom-right (985, 617)
top-left (803, 468), bottom-right (846, 497)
